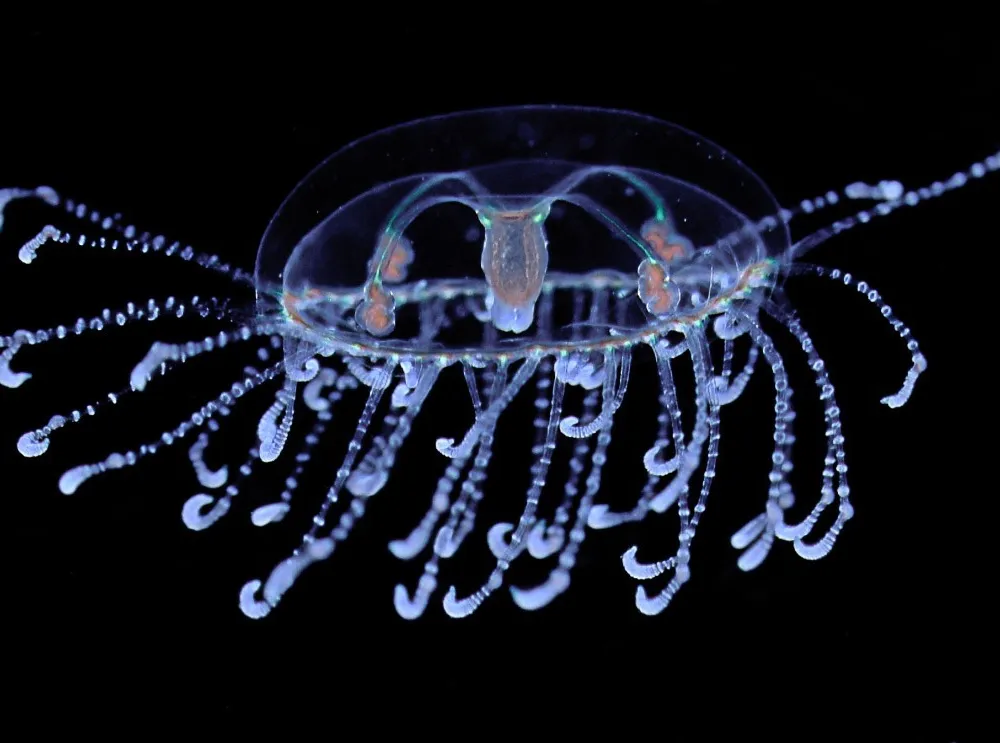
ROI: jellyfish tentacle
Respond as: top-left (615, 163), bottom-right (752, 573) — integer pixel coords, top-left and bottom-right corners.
top-left (487, 358), bottom-right (556, 559)
top-left (7, 185), bottom-right (255, 285)
top-left (239, 361), bottom-right (397, 618)
top-left (762, 301), bottom-right (853, 560)
top-left (589, 339), bottom-right (686, 529)
top-left (1, 294), bottom-right (231, 390)
top-left (726, 312), bottom-right (797, 573)
top-left (789, 265), bottom-right (927, 408)
top-left (189, 362), bottom-right (355, 533)
top-left (251, 376), bottom-right (352, 528)
top-left (393, 363), bottom-right (504, 619)
top-left (649, 328), bottom-right (712, 515)
top-left (630, 325), bottom-right (714, 615)
top-left (435, 357), bottom-right (539, 459)
top-left (17, 324), bottom-right (274, 459)
top-left (389, 361), bottom-right (501, 561)
top-left (519, 296), bottom-right (597, 561)
top-left (784, 150), bottom-right (998, 262)
top-left (347, 362), bottom-right (440, 497)
top-left (188, 430), bottom-right (229, 490)
top-left (58, 361), bottom-right (283, 496)
top-left (443, 362), bottom-right (566, 618)
top-left (632, 360), bottom-right (723, 607)
top-left (509, 386), bottom-right (602, 610)
top-left (558, 348), bottom-right (630, 438)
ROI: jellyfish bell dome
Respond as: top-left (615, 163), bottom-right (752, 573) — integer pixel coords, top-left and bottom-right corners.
top-left (255, 105), bottom-right (790, 357)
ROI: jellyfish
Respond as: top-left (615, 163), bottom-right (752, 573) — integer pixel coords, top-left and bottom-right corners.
top-left (1, 106), bottom-right (996, 620)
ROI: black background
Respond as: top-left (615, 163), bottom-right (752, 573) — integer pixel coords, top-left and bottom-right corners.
top-left (2, 23), bottom-right (994, 735)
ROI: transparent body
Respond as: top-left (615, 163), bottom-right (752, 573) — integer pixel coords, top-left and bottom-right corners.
top-left (259, 107), bottom-right (787, 357)
top-left (2, 106), bottom-right (996, 620)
